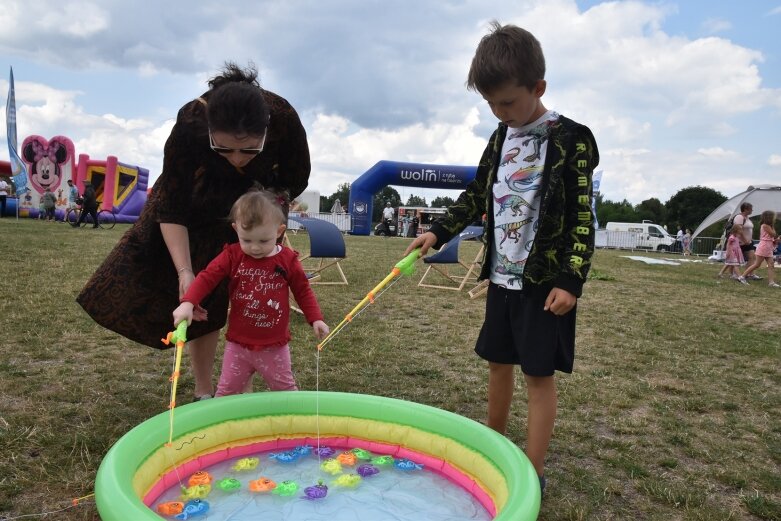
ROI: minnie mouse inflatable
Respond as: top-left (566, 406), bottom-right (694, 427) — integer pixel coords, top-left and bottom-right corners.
top-left (22, 136), bottom-right (70, 193)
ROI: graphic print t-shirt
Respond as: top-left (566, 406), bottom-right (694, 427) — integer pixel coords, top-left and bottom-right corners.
top-left (490, 111), bottom-right (559, 289)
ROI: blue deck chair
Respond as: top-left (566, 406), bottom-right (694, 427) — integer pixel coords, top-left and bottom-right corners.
top-left (417, 225), bottom-right (485, 293)
top-left (287, 216), bottom-right (349, 285)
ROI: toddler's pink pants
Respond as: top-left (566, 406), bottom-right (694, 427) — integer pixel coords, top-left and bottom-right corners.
top-left (215, 341), bottom-right (297, 397)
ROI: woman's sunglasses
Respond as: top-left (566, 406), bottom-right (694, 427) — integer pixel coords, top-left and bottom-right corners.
top-left (209, 129), bottom-right (266, 155)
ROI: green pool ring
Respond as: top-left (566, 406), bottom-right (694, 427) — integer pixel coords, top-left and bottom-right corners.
top-left (95, 391), bottom-right (540, 519)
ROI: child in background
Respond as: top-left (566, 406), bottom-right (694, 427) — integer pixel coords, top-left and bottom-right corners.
top-left (682, 229), bottom-right (692, 255)
top-left (740, 210), bottom-right (780, 287)
top-left (720, 224), bottom-right (747, 283)
top-left (172, 190), bottom-right (330, 397)
top-left (37, 195), bottom-right (46, 220)
top-left (405, 22), bottom-right (599, 495)
top-left (42, 187), bottom-right (57, 222)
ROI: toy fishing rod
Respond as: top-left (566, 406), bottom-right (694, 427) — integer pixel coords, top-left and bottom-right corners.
top-left (161, 320), bottom-right (188, 447)
top-left (317, 249), bottom-right (420, 351)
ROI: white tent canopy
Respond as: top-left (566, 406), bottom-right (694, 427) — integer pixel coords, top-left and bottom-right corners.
top-left (692, 184), bottom-right (781, 239)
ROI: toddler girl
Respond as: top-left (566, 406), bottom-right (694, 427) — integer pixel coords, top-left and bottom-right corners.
top-left (740, 210), bottom-right (780, 287)
top-left (721, 224), bottom-right (747, 283)
top-left (172, 189), bottom-right (329, 397)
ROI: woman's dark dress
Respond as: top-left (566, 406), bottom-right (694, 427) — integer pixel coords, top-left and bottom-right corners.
top-left (76, 89), bottom-right (310, 348)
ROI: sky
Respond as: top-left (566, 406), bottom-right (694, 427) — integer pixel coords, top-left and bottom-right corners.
top-left (1, 0), bottom-right (780, 207)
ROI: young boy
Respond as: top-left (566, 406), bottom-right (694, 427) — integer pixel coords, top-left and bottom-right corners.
top-left (405, 22), bottom-right (599, 494)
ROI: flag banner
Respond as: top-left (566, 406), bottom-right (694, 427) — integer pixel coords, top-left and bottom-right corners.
top-left (6, 67), bottom-right (28, 187)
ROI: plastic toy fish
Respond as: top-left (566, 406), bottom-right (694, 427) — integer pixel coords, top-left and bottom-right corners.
top-left (187, 471), bottom-right (212, 487)
top-left (156, 501), bottom-right (184, 516)
top-left (294, 444), bottom-right (313, 456)
top-left (174, 499), bottom-right (209, 520)
top-left (269, 450), bottom-right (300, 463)
top-left (333, 474), bottom-right (362, 488)
top-left (314, 446), bottom-right (335, 458)
top-left (337, 451), bottom-right (357, 466)
top-left (180, 484), bottom-right (211, 500)
top-left (356, 464), bottom-right (380, 477)
top-left (216, 478), bottom-right (241, 491)
top-left (394, 458), bottom-right (424, 471)
top-left (232, 457), bottom-right (259, 471)
top-left (249, 477), bottom-right (276, 492)
top-left (320, 458), bottom-right (343, 475)
top-left (303, 480), bottom-right (328, 499)
top-left (371, 455), bottom-right (395, 466)
top-left (351, 448), bottom-right (373, 460)
top-left (272, 480), bottom-right (299, 496)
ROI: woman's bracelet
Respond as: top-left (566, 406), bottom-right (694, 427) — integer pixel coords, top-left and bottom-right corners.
top-left (177, 267), bottom-right (193, 276)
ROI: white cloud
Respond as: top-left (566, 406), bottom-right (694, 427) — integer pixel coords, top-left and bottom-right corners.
top-left (767, 6), bottom-right (781, 16)
top-left (769, 154), bottom-right (781, 166)
top-left (702, 18), bottom-right (731, 34)
top-left (697, 147), bottom-right (739, 159)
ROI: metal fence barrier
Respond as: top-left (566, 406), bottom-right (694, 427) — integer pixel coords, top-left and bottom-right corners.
top-left (596, 230), bottom-right (722, 257)
top-left (288, 212), bottom-right (352, 232)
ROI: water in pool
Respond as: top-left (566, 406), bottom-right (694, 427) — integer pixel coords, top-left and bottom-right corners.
top-left (153, 445), bottom-right (492, 520)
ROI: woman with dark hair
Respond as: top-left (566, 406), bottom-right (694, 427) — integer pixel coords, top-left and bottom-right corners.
top-left (77, 62), bottom-right (311, 400)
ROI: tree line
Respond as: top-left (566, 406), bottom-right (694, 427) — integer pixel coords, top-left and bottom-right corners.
top-left (319, 183), bottom-right (731, 236)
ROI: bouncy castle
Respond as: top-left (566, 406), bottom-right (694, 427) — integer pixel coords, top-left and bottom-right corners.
top-left (5, 134), bottom-right (147, 223)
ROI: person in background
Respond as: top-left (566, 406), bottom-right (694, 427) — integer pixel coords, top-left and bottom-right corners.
top-left (0, 177), bottom-right (9, 217)
top-left (65, 179), bottom-right (79, 223)
top-left (682, 228), bottom-right (692, 256)
top-left (409, 212), bottom-right (419, 237)
top-left (42, 186), bottom-right (57, 222)
top-left (75, 180), bottom-right (98, 228)
top-left (719, 223), bottom-right (748, 283)
top-left (405, 21), bottom-right (598, 495)
top-left (76, 62), bottom-right (311, 401)
top-left (732, 202), bottom-right (761, 280)
top-left (172, 190), bottom-right (329, 396)
top-left (739, 210), bottom-right (780, 287)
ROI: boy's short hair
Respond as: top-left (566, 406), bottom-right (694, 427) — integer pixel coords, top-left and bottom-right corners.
top-left (230, 189), bottom-right (287, 230)
top-left (467, 21), bottom-right (546, 93)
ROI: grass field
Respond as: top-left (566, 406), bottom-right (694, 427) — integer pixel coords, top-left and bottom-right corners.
top-left (0, 218), bottom-right (779, 521)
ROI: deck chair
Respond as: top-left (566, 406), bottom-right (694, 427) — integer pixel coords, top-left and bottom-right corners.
top-left (287, 216), bottom-right (349, 286)
top-left (418, 225), bottom-right (485, 292)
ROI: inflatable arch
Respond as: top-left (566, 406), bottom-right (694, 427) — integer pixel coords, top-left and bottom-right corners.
top-left (348, 161), bottom-right (476, 235)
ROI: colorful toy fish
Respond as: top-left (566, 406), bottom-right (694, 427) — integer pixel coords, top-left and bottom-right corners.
top-left (232, 457), bottom-right (259, 471)
top-left (337, 451), bottom-right (357, 466)
top-left (320, 458), bottom-right (343, 475)
top-left (356, 464), bottom-right (379, 477)
top-left (394, 458), bottom-right (424, 471)
top-left (180, 484), bottom-right (211, 500)
top-left (249, 477), bottom-right (276, 492)
top-left (156, 501), bottom-right (184, 516)
top-left (216, 477), bottom-right (241, 491)
top-left (333, 474), bottom-right (362, 488)
top-left (351, 448), bottom-right (373, 460)
top-left (303, 480), bottom-right (328, 499)
top-left (187, 471), bottom-right (212, 487)
top-left (294, 444), bottom-right (313, 456)
top-left (371, 455), bottom-right (395, 466)
top-left (314, 446), bottom-right (335, 458)
top-left (272, 480), bottom-right (299, 496)
top-left (269, 450), bottom-right (300, 463)
top-left (174, 499), bottom-right (209, 520)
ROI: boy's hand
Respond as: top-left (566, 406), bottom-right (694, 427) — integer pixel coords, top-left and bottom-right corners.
top-left (172, 302), bottom-right (195, 326)
top-left (312, 320), bottom-right (330, 340)
top-left (544, 288), bottom-right (577, 315)
top-left (404, 232), bottom-right (437, 256)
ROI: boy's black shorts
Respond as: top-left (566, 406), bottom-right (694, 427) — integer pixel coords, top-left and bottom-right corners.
top-left (474, 282), bottom-right (576, 376)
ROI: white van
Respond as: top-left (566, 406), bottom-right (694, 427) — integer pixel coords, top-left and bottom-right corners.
top-left (599, 221), bottom-right (677, 251)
